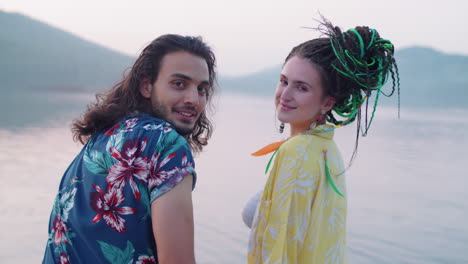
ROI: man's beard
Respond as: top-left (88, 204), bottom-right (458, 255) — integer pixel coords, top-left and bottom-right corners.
top-left (149, 99), bottom-right (196, 136)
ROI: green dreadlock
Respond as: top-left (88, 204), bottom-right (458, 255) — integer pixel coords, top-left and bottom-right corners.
top-left (325, 23), bottom-right (401, 136)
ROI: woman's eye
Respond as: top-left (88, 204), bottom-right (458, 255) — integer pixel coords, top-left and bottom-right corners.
top-left (297, 86), bottom-right (308, 91)
top-left (280, 79), bottom-right (288, 86)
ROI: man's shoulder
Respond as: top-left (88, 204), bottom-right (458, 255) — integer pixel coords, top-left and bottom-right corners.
top-left (103, 114), bottom-right (176, 137)
top-left (85, 114), bottom-right (189, 158)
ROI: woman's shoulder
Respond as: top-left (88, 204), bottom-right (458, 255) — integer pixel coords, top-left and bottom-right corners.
top-left (281, 135), bottom-right (309, 150)
top-left (283, 125), bottom-right (335, 149)
top-left (278, 135), bottom-right (318, 158)
top-left (279, 132), bottom-right (337, 160)
top-left (282, 133), bottom-right (328, 149)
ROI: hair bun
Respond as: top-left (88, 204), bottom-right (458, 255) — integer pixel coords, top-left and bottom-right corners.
top-left (326, 24), bottom-right (397, 92)
top-left (317, 19), bottom-right (400, 136)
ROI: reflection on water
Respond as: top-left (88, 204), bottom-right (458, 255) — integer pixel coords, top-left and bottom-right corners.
top-left (0, 93), bottom-right (467, 263)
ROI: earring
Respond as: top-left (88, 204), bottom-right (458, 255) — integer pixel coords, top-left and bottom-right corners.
top-left (309, 121), bottom-right (317, 130)
top-left (310, 110), bottom-right (327, 130)
top-left (279, 123), bottom-right (285, 133)
top-left (317, 110), bottom-right (326, 122)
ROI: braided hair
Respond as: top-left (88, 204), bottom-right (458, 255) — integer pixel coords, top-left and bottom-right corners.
top-left (285, 18), bottom-right (400, 163)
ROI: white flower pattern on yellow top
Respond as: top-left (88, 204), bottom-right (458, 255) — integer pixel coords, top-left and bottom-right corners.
top-left (248, 125), bottom-right (348, 264)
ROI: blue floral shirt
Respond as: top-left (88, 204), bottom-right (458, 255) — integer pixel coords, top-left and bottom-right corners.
top-left (42, 113), bottom-right (196, 264)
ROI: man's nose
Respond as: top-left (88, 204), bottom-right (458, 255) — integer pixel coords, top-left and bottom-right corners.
top-left (184, 86), bottom-right (200, 105)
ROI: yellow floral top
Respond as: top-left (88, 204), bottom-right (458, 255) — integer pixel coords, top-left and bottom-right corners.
top-left (248, 125), bottom-right (348, 264)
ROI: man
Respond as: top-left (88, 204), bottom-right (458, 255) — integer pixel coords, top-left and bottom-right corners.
top-left (42, 34), bottom-right (217, 264)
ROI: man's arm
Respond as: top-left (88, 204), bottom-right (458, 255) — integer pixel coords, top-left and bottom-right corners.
top-left (151, 174), bottom-right (195, 264)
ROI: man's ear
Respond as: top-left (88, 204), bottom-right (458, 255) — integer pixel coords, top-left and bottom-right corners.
top-left (139, 78), bottom-right (152, 99)
top-left (323, 96), bottom-right (336, 112)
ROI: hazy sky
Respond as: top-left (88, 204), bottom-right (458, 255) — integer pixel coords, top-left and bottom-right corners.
top-left (1, 0), bottom-right (466, 76)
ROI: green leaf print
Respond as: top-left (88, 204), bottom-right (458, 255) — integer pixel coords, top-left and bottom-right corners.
top-left (146, 248), bottom-right (155, 256)
top-left (84, 149), bottom-right (115, 175)
top-left (138, 182), bottom-right (151, 221)
top-left (107, 133), bottom-right (125, 153)
top-left (122, 241), bottom-right (135, 264)
top-left (51, 196), bottom-right (60, 218)
top-left (97, 240), bottom-right (135, 264)
top-left (159, 131), bottom-right (188, 156)
top-left (60, 188), bottom-right (77, 222)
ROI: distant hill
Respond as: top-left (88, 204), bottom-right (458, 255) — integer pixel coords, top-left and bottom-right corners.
top-left (1, 10), bottom-right (467, 128)
top-left (0, 10), bottom-right (134, 92)
top-left (219, 47), bottom-right (468, 108)
top-left (394, 47), bottom-right (468, 108)
top-left (2, 9), bottom-right (467, 108)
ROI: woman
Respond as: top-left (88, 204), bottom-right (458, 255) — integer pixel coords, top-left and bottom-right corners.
top-left (246, 19), bottom-right (400, 263)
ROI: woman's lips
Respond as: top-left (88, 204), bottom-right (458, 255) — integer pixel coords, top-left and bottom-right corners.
top-left (280, 103), bottom-right (295, 111)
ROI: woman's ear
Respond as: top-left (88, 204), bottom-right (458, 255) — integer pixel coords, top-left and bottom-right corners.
top-left (139, 78), bottom-right (152, 99)
top-left (323, 96), bottom-right (336, 112)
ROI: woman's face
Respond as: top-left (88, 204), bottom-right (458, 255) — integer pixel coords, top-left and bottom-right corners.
top-left (275, 56), bottom-right (334, 134)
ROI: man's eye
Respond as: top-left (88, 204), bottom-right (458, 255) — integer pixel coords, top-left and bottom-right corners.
top-left (198, 86), bottom-right (207, 95)
top-left (172, 80), bottom-right (185, 88)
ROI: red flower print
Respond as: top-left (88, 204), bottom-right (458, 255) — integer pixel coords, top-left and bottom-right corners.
top-left (105, 118), bottom-right (138, 135)
top-left (107, 138), bottom-right (149, 200)
top-left (124, 118), bottom-right (137, 130)
top-left (147, 152), bottom-right (178, 189)
top-left (90, 185), bottom-right (137, 233)
top-left (52, 215), bottom-right (69, 245)
top-left (105, 123), bottom-right (120, 136)
top-left (162, 123), bottom-right (172, 133)
top-left (136, 255), bottom-right (157, 264)
top-left (181, 154), bottom-right (193, 168)
top-left (59, 253), bottom-right (70, 264)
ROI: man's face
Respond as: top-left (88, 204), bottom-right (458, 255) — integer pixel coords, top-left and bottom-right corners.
top-left (140, 51), bottom-right (210, 135)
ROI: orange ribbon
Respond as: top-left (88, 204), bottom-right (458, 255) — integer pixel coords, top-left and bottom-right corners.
top-left (251, 140), bottom-right (285, 156)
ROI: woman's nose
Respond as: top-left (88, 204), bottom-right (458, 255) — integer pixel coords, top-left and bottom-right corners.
top-left (280, 85), bottom-right (293, 101)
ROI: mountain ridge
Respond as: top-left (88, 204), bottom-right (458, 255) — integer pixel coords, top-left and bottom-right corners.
top-left (1, 9), bottom-right (467, 124)
top-left (0, 10), bottom-right (134, 92)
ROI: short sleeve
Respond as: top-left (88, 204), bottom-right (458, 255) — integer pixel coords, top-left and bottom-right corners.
top-left (147, 129), bottom-right (196, 203)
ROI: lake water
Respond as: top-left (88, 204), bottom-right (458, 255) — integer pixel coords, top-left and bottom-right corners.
top-left (0, 93), bottom-right (467, 263)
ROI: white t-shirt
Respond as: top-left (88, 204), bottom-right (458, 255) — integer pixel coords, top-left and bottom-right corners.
top-left (241, 190), bottom-right (263, 228)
